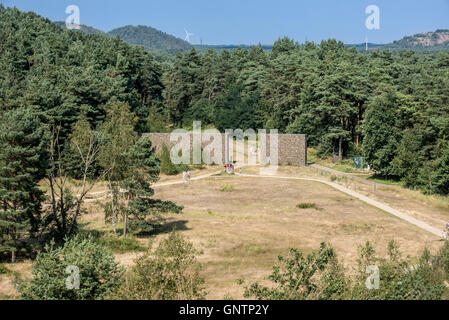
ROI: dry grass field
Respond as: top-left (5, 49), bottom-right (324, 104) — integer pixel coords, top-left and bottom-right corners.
top-left (1, 165), bottom-right (447, 300)
top-left (151, 171), bottom-right (442, 299)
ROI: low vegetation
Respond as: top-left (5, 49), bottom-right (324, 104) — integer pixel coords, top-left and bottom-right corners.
top-left (240, 241), bottom-right (449, 300)
top-left (296, 203), bottom-right (320, 210)
top-left (110, 232), bottom-right (206, 300)
top-left (16, 236), bottom-right (124, 300)
top-left (219, 184), bottom-right (235, 192)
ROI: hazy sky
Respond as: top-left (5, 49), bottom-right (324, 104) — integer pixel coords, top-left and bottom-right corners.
top-left (4, 0), bottom-right (449, 45)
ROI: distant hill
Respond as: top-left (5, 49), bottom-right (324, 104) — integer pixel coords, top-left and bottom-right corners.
top-left (54, 22), bottom-right (191, 52)
top-left (54, 21), bottom-right (106, 36)
top-left (108, 25), bottom-right (192, 51)
top-left (54, 21), bottom-right (449, 53)
top-left (384, 29), bottom-right (449, 51)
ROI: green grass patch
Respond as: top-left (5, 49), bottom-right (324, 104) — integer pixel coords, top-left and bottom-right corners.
top-left (80, 230), bottom-right (146, 254)
top-left (296, 203), bottom-right (321, 210)
top-left (97, 234), bottom-right (146, 254)
top-left (220, 184), bottom-right (234, 192)
top-left (366, 175), bottom-right (405, 186)
top-left (0, 264), bottom-right (11, 275)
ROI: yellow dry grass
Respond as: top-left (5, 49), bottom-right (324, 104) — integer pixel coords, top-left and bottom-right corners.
top-left (5, 164), bottom-right (447, 300)
top-left (152, 174), bottom-right (442, 299)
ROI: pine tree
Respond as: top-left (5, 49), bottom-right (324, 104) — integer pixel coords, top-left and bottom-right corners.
top-left (120, 138), bottom-right (183, 237)
top-left (362, 91), bottom-right (401, 176)
top-left (0, 108), bottom-right (49, 262)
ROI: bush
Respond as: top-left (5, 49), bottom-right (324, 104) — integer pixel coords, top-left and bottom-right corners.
top-left (0, 264), bottom-right (10, 275)
top-left (239, 243), bottom-right (349, 300)
top-left (16, 236), bottom-right (124, 300)
top-left (111, 232), bottom-right (206, 300)
top-left (240, 241), bottom-right (448, 300)
top-left (219, 184), bottom-right (234, 192)
top-left (351, 241), bottom-right (445, 300)
top-left (160, 143), bottom-right (190, 175)
top-left (296, 203), bottom-right (320, 210)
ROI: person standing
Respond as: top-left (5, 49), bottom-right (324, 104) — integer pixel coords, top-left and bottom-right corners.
top-left (187, 170), bottom-right (191, 181)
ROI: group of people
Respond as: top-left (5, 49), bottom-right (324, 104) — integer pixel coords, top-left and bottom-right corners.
top-left (224, 164), bottom-right (235, 173)
top-left (182, 170), bottom-right (191, 183)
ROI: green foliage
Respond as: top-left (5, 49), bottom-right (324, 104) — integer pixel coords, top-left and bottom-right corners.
top-left (430, 143), bottom-right (449, 195)
top-left (0, 7), bottom-right (163, 136)
top-left (296, 203), bottom-right (320, 210)
top-left (160, 143), bottom-right (189, 175)
top-left (119, 138), bottom-right (183, 236)
top-left (219, 184), bottom-right (234, 192)
top-left (16, 236), bottom-right (124, 300)
top-left (241, 241), bottom-right (449, 300)
top-left (95, 234), bottom-right (146, 254)
top-left (0, 264), bottom-right (10, 275)
top-left (351, 241), bottom-right (445, 300)
top-left (240, 243), bottom-right (349, 300)
top-left (111, 232), bottom-right (207, 300)
top-left (147, 105), bottom-right (168, 133)
top-left (362, 91), bottom-right (401, 176)
top-left (108, 25), bottom-right (192, 51)
top-left (0, 107), bottom-right (49, 261)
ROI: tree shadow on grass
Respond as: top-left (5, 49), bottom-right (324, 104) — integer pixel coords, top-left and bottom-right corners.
top-left (132, 220), bottom-right (191, 238)
top-left (143, 219), bottom-right (191, 237)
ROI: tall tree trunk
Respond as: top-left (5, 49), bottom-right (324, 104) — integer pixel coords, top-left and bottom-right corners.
top-left (123, 212), bottom-right (127, 238)
top-left (11, 250), bottom-right (15, 263)
top-left (339, 118), bottom-right (344, 161)
top-left (356, 102), bottom-right (361, 148)
top-left (338, 136), bottom-right (343, 161)
top-left (123, 194), bottom-right (131, 238)
top-left (109, 179), bottom-right (117, 236)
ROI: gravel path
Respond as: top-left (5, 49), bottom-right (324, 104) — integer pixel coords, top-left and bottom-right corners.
top-left (240, 173), bottom-right (443, 238)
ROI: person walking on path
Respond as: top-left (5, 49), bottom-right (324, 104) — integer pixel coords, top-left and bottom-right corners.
top-left (444, 221), bottom-right (449, 239)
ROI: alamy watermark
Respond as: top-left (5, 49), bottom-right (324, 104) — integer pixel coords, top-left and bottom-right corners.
top-left (169, 122), bottom-right (279, 174)
top-left (65, 265), bottom-right (80, 290)
top-left (366, 265), bottom-right (380, 290)
top-left (365, 5), bottom-right (380, 30)
top-left (65, 5), bottom-right (81, 30)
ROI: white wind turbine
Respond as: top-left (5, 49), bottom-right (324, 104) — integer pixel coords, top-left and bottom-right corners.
top-left (184, 28), bottom-right (194, 43)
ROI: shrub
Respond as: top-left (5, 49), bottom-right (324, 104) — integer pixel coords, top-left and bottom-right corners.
top-left (111, 232), bottom-right (206, 300)
top-left (0, 264), bottom-right (9, 275)
top-left (351, 241), bottom-right (446, 300)
top-left (239, 243), bottom-right (349, 300)
top-left (330, 175), bottom-right (338, 182)
top-left (16, 236), bottom-right (124, 300)
top-left (296, 203), bottom-right (320, 210)
top-left (219, 184), bottom-right (234, 192)
top-left (160, 143), bottom-right (190, 175)
top-left (240, 241), bottom-right (448, 300)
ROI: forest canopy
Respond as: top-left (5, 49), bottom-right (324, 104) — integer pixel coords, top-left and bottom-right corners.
top-left (1, 6), bottom-right (449, 196)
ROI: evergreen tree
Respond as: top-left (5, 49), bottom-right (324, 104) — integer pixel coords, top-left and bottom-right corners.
top-left (362, 91), bottom-right (401, 176)
top-left (120, 138), bottom-right (183, 237)
top-left (0, 108), bottom-right (49, 262)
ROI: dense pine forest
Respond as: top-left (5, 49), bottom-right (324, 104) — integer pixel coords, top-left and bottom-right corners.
top-left (2, 5), bottom-right (449, 303)
top-left (0, 5), bottom-right (448, 196)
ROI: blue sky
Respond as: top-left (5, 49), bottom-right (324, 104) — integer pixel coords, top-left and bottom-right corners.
top-left (4, 0), bottom-right (449, 45)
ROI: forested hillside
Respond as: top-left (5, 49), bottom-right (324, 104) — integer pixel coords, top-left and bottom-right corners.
top-left (0, 7), bottom-right (164, 134)
top-left (163, 39), bottom-right (449, 195)
top-left (108, 25), bottom-right (192, 52)
top-left (1, 5), bottom-right (449, 196)
top-left (385, 29), bottom-right (449, 51)
top-left (54, 21), bottom-right (106, 36)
